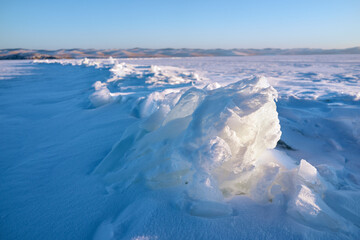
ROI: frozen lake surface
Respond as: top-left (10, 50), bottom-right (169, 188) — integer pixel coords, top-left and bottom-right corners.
top-left (1, 55), bottom-right (360, 239)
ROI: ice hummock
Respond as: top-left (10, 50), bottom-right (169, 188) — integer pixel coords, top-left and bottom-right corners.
top-left (85, 65), bottom-right (342, 227)
top-left (93, 75), bottom-right (281, 208)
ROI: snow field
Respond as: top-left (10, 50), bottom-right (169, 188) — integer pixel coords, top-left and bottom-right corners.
top-left (2, 56), bottom-right (360, 239)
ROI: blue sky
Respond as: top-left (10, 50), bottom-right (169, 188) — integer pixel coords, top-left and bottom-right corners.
top-left (0, 0), bottom-right (359, 49)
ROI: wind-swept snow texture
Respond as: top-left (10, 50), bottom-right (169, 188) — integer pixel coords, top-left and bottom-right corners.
top-left (1, 55), bottom-right (360, 240)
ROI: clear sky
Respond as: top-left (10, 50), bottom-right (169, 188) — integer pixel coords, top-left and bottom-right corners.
top-left (0, 0), bottom-right (359, 49)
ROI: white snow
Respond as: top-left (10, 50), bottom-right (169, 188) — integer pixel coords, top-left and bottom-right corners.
top-left (2, 55), bottom-right (360, 239)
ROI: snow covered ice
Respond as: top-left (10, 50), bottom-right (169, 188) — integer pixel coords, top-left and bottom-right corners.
top-left (1, 55), bottom-right (360, 239)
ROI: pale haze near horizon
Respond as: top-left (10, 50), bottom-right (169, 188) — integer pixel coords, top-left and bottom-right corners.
top-left (0, 0), bottom-right (359, 50)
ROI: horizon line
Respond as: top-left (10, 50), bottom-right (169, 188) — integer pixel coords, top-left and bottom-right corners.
top-left (1, 46), bottom-right (360, 51)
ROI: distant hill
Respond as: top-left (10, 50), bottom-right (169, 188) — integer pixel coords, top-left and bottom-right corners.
top-left (1, 47), bottom-right (360, 60)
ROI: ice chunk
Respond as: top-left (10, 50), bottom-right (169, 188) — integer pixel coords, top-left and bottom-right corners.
top-left (150, 65), bottom-right (161, 75)
top-left (289, 184), bottom-right (321, 216)
top-left (89, 81), bottom-right (116, 107)
top-left (204, 82), bottom-right (222, 90)
top-left (162, 88), bottom-right (206, 125)
top-left (89, 87), bottom-right (113, 107)
top-left (108, 62), bottom-right (135, 81)
top-left (287, 184), bottom-right (344, 231)
top-left (298, 159), bottom-right (318, 185)
top-left (93, 81), bottom-right (107, 91)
